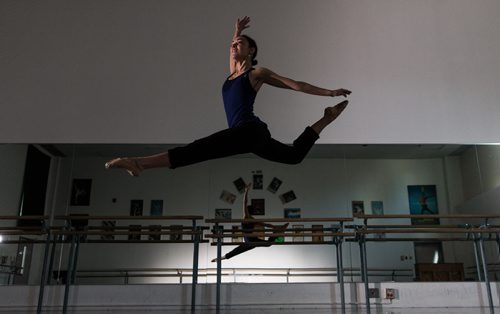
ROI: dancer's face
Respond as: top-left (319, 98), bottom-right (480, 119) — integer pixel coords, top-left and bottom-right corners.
top-left (231, 36), bottom-right (255, 61)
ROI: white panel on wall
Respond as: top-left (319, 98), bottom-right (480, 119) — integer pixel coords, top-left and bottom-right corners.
top-left (1, 0), bottom-right (500, 143)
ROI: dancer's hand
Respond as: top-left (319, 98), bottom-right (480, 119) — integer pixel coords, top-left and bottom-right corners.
top-left (330, 89), bottom-right (352, 98)
top-left (235, 16), bottom-right (251, 34)
top-left (245, 183), bottom-right (252, 191)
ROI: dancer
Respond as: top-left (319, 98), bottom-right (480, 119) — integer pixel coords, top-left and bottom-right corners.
top-left (105, 16), bottom-right (351, 176)
top-left (211, 183), bottom-right (288, 262)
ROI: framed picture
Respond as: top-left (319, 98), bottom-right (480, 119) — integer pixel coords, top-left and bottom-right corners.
top-left (215, 208), bottom-right (232, 219)
top-left (371, 201), bottom-right (384, 215)
top-left (284, 208), bottom-right (301, 218)
top-left (101, 220), bottom-right (116, 241)
top-left (279, 190), bottom-right (297, 204)
top-left (249, 199), bottom-right (265, 215)
top-left (253, 171), bottom-right (263, 190)
top-left (233, 177), bottom-right (246, 194)
top-left (408, 185), bottom-right (439, 225)
top-left (267, 177), bottom-right (283, 194)
top-left (70, 179), bottom-right (92, 206)
top-left (130, 200), bottom-right (143, 216)
top-left (219, 190), bottom-right (236, 204)
top-left (352, 201), bottom-right (364, 216)
top-left (150, 200), bottom-right (163, 216)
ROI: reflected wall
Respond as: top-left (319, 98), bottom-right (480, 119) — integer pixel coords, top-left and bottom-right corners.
top-left (0, 144), bottom-right (499, 285)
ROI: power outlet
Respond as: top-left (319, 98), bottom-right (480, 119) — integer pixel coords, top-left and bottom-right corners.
top-left (385, 288), bottom-right (396, 300)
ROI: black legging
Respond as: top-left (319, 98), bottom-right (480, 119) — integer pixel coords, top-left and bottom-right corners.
top-left (168, 122), bottom-right (319, 169)
top-left (224, 236), bottom-right (279, 260)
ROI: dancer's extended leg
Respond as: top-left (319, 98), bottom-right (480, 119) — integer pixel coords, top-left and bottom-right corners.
top-left (105, 153), bottom-right (170, 177)
top-left (105, 122), bottom-right (268, 176)
top-left (211, 244), bottom-right (255, 262)
top-left (310, 100), bottom-right (348, 135)
top-left (254, 100), bottom-right (348, 164)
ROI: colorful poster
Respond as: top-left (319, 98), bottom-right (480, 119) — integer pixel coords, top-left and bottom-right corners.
top-left (284, 208), bottom-right (301, 218)
top-left (407, 185), bottom-right (439, 225)
top-left (371, 201), bottom-right (384, 215)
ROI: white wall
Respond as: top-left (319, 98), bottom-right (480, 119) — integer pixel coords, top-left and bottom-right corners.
top-left (1, 0), bottom-right (500, 144)
top-left (40, 154), bottom-right (461, 283)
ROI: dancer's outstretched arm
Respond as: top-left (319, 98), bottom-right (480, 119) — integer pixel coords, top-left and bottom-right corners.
top-left (253, 67), bottom-right (351, 98)
top-left (242, 183), bottom-right (252, 219)
top-left (230, 16), bottom-right (251, 74)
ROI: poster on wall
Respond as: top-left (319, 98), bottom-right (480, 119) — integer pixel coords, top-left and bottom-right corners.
top-left (250, 199), bottom-right (265, 215)
top-left (407, 185), bottom-right (439, 225)
top-left (130, 200), bottom-right (143, 216)
top-left (267, 177), bottom-right (283, 194)
top-left (233, 177), bottom-right (246, 194)
top-left (70, 179), bottom-right (92, 206)
top-left (284, 208), bottom-right (301, 218)
top-left (371, 201), bottom-right (384, 215)
top-left (150, 200), bottom-right (163, 216)
top-left (215, 208), bottom-right (232, 219)
top-left (352, 201), bottom-right (365, 216)
top-left (252, 171), bottom-right (263, 190)
top-left (220, 190), bottom-right (236, 204)
top-left (280, 190), bottom-right (297, 204)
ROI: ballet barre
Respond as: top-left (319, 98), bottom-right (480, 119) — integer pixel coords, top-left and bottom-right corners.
top-left (205, 217), bottom-right (354, 314)
top-left (350, 213), bottom-right (500, 314)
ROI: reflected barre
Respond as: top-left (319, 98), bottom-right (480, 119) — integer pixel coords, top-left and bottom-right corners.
top-left (205, 217), bottom-right (354, 313)
top-left (350, 213), bottom-right (500, 314)
top-left (48, 215), bottom-right (206, 314)
top-left (205, 217), bottom-right (354, 244)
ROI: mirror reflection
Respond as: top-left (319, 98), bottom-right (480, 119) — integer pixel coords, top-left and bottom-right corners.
top-left (0, 144), bottom-right (499, 286)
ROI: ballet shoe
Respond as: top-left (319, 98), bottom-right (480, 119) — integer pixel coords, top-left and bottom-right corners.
top-left (105, 157), bottom-right (143, 177)
top-left (324, 100), bottom-right (348, 121)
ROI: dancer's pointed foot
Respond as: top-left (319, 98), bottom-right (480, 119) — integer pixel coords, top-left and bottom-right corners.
top-left (211, 256), bottom-right (226, 263)
top-left (324, 100), bottom-right (348, 123)
top-left (280, 223), bottom-right (290, 230)
top-left (105, 157), bottom-right (143, 177)
top-left (273, 223), bottom-right (289, 231)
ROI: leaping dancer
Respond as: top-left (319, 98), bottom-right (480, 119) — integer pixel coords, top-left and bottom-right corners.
top-left (211, 183), bottom-right (288, 262)
top-left (105, 16), bottom-right (351, 175)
